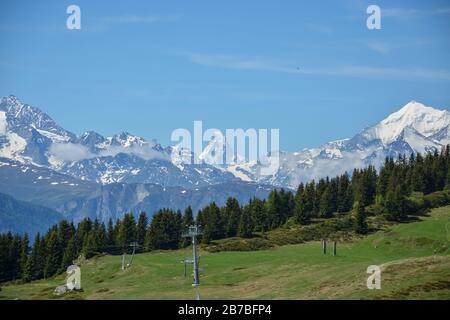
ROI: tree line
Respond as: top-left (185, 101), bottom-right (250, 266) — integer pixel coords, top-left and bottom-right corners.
top-left (1, 146), bottom-right (450, 283)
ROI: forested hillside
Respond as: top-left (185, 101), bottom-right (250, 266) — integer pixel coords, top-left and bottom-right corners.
top-left (1, 147), bottom-right (450, 283)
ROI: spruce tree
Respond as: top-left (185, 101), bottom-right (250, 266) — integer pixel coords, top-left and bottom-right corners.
top-left (266, 190), bottom-right (283, 228)
top-left (106, 218), bottom-right (115, 248)
top-left (145, 209), bottom-right (182, 250)
top-left (319, 186), bottom-right (333, 218)
top-left (354, 202), bottom-right (368, 234)
top-left (61, 235), bottom-right (77, 271)
top-left (183, 206), bottom-right (194, 227)
top-left (118, 213), bottom-right (137, 248)
top-left (181, 206), bottom-right (194, 247)
top-left (251, 198), bottom-right (269, 232)
top-left (83, 230), bottom-right (97, 259)
top-left (238, 206), bottom-right (253, 238)
top-left (384, 184), bottom-right (408, 221)
top-left (18, 234), bottom-right (29, 279)
top-left (200, 202), bottom-right (222, 243)
top-left (224, 197), bottom-right (242, 237)
top-left (136, 212), bottom-right (148, 248)
top-left (44, 229), bottom-right (61, 278)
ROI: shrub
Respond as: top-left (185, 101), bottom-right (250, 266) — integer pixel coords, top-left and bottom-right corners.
top-left (365, 204), bottom-right (384, 216)
top-left (423, 191), bottom-right (450, 209)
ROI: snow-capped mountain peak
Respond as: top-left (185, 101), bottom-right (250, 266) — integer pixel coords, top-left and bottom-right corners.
top-left (370, 101), bottom-right (450, 145)
top-left (0, 95), bottom-right (76, 141)
top-left (109, 131), bottom-right (147, 148)
top-left (224, 100), bottom-right (450, 189)
top-left (0, 96), bottom-right (449, 190)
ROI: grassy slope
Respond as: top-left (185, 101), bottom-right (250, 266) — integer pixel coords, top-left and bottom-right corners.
top-left (1, 206), bottom-right (449, 300)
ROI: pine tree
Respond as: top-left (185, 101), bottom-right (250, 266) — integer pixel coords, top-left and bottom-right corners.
top-left (95, 222), bottom-right (107, 250)
top-left (384, 183), bottom-right (408, 221)
top-left (26, 233), bottom-right (45, 281)
top-left (183, 206), bottom-right (194, 227)
top-left (57, 220), bottom-right (73, 252)
top-left (250, 198), bottom-right (269, 232)
top-left (223, 197), bottom-right (242, 237)
top-left (266, 190), bottom-right (283, 228)
top-left (44, 229), bottom-right (61, 278)
top-left (136, 212), bottom-right (148, 248)
top-left (61, 235), bottom-right (77, 271)
top-left (279, 189), bottom-right (295, 224)
top-left (181, 206), bottom-right (194, 247)
top-left (238, 206), bottom-right (253, 238)
top-left (293, 193), bottom-right (307, 225)
top-left (296, 183), bottom-right (305, 198)
top-left (337, 173), bottom-right (353, 212)
top-left (145, 209), bottom-right (182, 250)
top-left (200, 203), bottom-right (222, 244)
top-left (21, 256), bottom-right (32, 283)
top-left (18, 234), bottom-right (29, 279)
top-left (319, 186), bottom-right (333, 218)
top-left (106, 218), bottom-right (115, 248)
top-left (446, 166), bottom-right (450, 190)
top-left (83, 230), bottom-right (97, 259)
top-left (118, 213), bottom-right (137, 248)
top-left (294, 182), bottom-right (315, 224)
top-left (76, 218), bottom-right (92, 253)
top-left (354, 202), bottom-right (368, 234)
top-left (9, 234), bottom-right (22, 280)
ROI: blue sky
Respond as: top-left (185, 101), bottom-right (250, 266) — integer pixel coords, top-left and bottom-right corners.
top-left (0, 0), bottom-right (449, 151)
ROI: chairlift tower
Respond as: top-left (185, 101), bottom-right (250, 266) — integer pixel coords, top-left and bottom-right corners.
top-left (182, 225), bottom-right (202, 287)
top-left (122, 241), bottom-right (139, 270)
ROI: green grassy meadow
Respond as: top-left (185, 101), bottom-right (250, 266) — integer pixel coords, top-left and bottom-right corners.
top-left (1, 206), bottom-right (449, 300)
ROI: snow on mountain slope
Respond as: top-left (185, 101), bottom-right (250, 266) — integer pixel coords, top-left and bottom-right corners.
top-left (362, 101), bottom-right (450, 144)
top-left (225, 101), bottom-right (450, 189)
top-left (0, 96), bottom-right (449, 191)
top-left (0, 111), bottom-right (7, 134)
top-left (0, 95), bottom-right (239, 188)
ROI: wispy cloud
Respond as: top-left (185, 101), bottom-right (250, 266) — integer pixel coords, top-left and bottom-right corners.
top-left (178, 52), bottom-right (450, 80)
top-left (101, 14), bottom-right (181, 24)
top-left (307, 66), bottom-right (450, 80)
top-left (366, 41), bottom-right (391, 54)
top-left (183, 52), bottom-right (296, 73)
top-left (383, 6), bottom-right (450, 18)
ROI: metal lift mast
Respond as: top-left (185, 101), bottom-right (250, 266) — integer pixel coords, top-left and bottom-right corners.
top-left (182, 225), bottom-right (202, 290)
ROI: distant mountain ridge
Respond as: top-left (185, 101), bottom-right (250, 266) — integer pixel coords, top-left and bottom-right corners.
top-left (0, 192), bottom-right (63, 237)
top-left (0, 156), bottom-right (273, 225)
top-left (2, 96), bottom-right (449, 191)
top-left (227, 101), bottom-right (450, 188)
top-left (0, 95), bottom-right (449, 234)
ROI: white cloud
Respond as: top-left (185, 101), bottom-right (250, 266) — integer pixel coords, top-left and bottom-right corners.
top-left (366, 41), bottom-right (391, 54)
top-left (49, 142), bottom-right (169, 163)
top-left (185, 52), bottom-right (293, 73)
top-left (97, 145), bottom-right (169, 161)
top-left (49, 143), bottom-right (93, 162)
top-left (179, 52), bottom-right (450, 80)
top-left (102, 14), bottom-right (180, 24)
top-left (383, 7), bottom-right (450, 18)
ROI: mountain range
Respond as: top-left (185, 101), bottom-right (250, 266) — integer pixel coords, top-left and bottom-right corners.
top-left (0, 95), bottom-right (449, 233)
